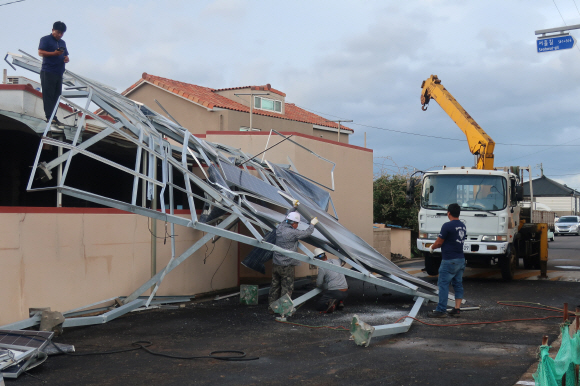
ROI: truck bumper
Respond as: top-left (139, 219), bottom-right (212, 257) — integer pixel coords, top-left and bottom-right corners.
top-left (417, 240), bottom-right (508, 255)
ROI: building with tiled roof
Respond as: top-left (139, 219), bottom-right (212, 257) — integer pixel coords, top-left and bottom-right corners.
top-left (121, 73), bottom-right (353, 143)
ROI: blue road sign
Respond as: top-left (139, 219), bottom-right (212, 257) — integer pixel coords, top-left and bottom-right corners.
top-left (537, 35), bottom-right (576, 53)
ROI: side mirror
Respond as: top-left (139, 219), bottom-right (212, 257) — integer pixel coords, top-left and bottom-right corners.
top-left (406, 178), bottom-right (416, 204)
top-left (515, 186), bottom-right (524, 202)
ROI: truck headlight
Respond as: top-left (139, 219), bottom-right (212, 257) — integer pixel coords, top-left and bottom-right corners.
top-left (482, 235), bottom-right (508, 242)
top-left (419, 233), bottom-right (438, 239)
top-left (419, 233), bottom-right (428, 239)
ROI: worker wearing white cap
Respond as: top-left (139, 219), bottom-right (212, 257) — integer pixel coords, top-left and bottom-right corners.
top-left (313, 248), bottom-right (348, 313)
top-left (268, 201), bottom-right (318, 314)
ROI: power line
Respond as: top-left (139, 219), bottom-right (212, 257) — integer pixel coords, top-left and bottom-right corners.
top-left (0, 0), bottom-right (24, 6)
top-left (550, 0), bottom-right (580, 54)
top-left (553, 0), bottom-right (566, 22)
top-left (294, 103), bottom-right (580, 147)
top-left (573, 0), bottom-right (580, 16)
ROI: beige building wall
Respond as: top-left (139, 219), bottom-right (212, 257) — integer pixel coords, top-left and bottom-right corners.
top-left (204, 131), bottom-right (374, 279)
top-left (214, 88), bottom-right (286, 113)
top-left (127, 83), bottom-right (220, 135)
top-left (389, 228), bottom-right (412, 259)
top-left (373, 228), bottom-right (391, 261)
top-left (0, 210), bottom-right (238, 326)
top-left (126, 83), bottom-right (351, 143)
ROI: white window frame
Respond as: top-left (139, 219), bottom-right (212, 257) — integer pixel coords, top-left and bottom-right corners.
top-left (254, 96), bottom-right (282, 114)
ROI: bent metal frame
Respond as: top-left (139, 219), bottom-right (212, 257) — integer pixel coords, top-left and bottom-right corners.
top-left (2, 51), bottom-right (458, 345)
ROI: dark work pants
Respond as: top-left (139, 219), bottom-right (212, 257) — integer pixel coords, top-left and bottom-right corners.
top-left (315, 290), bottom-right (348, 311)
top-left (40, 70), bottom-right (63, 121)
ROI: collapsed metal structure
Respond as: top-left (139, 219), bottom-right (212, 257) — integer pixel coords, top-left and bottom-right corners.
top-left (3, 51), bottom-right (457, 345)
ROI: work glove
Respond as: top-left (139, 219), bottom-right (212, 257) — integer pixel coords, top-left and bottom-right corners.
top-left (292, 199), bottom-right (300, 207)
top-left (428, 245), bottom-right (434, 254)
top-left (311, 217), bottom-right (319, 226)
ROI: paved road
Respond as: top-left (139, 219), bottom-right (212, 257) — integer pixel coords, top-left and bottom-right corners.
top-left (549, 234), bottom-right (580, 272)
top-left (398, 236), bottom-right (580, 282)
top-left (12, 240), bottom-right (580, 385)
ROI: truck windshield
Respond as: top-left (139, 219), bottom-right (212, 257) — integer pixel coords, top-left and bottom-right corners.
top-left (422, 174), bottom-right (507, 211)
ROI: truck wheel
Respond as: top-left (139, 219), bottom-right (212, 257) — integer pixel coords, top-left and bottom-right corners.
top-left (500, 245), bottom-right (517, 281)
top-left (424, 252), bottom-right (442, 276)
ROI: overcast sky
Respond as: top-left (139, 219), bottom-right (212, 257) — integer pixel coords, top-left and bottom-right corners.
top-left (3, 0), bottom-right (580, 188)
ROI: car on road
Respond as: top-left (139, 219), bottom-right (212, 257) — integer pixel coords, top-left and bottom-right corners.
top-left (554, 216), bottom-right (580, 236)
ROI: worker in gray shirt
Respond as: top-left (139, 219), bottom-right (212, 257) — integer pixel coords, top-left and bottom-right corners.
top-left (314, 248), bottom-right (348, 313)
top-left (268, 202), bottom-right (318, 313)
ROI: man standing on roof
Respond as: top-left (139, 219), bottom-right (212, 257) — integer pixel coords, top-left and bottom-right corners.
top-left (268, 202), bottom-right (318, 314)
top-left (313, 248), bottom-right (348, 313)
top-left (427, 203), bottom-right (466, 318)
top-left (38, 21), bottom-right (69, 124)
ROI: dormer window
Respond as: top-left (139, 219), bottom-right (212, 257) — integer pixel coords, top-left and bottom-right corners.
top-left (254, 96), bottom-right (282, 113)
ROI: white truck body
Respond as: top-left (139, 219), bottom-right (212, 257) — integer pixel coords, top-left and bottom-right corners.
top-left (416, 168), bottom-right (520, 258)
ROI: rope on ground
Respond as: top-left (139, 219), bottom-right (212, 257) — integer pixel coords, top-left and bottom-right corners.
top-left (276, 301), bottom-right (577, 331)
top-left (274, 320), bottom-right (349, 331)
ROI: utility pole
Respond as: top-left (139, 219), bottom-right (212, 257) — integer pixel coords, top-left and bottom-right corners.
top-left (326, 119), bottom-right (353, 143)
top-left (234, 92), bottom-right (269, 131)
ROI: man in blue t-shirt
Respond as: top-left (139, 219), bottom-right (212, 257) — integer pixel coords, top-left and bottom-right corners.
top-left (38, 21), bottom-right (69, 124)
top-left (427, 203), bottom-right (466, 318)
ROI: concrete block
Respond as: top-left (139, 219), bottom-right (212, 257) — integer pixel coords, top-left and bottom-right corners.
top-left (240, 284), bottom-right (258, 305)
top-left (350, 314), bottom-right (375, 347)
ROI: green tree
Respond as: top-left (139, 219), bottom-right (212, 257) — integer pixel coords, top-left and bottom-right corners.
top-left (373, 174), bottom-right (422, 256)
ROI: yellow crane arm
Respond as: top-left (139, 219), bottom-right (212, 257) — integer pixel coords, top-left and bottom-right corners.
top-left (420, 75), bottom-right (495, 170)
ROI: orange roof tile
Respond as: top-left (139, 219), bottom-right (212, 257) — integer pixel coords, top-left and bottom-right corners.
top-left (121, 73), bottom-right (352, 132)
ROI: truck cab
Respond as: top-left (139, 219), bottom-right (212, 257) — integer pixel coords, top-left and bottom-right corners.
top-left (417, 168), bottom-right (521, 279)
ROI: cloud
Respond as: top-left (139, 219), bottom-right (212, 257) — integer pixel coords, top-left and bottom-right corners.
top-left (3, 0), bottom-right (580, 186)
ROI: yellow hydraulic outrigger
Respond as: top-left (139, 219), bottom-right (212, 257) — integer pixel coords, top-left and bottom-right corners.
top-left (420, 75), bottom-right (496, 170)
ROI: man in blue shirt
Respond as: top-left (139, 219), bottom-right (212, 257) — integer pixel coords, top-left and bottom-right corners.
top-left (427, 203), bottom-right (466, 318)
top-left (38, 21), bottom-right (69, 124)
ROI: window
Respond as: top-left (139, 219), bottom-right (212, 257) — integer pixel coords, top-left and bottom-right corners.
top-left (254, 96), bottom-right (282, 113)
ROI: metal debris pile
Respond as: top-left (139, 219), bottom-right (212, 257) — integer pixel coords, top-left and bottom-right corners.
top-left (3, 51), bottom-right (458, 345)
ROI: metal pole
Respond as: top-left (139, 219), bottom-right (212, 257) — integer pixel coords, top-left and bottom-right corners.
top-left (535, 23), bottom-right (580, 35)
top-left (529, 166), bottom-right (534, 222)
top-left (141, 152), bottom-right (147, 207)
top-left (233, 92), bottom-right (269, 131)
top-left (261, 130), bottom-right (273, 162)
top-left (364, 132), bottom-right (367, 148)
top-left (564, 302), bottom-right (568, 323)
top-left (326, 119), bottom-right (352, 143)
top-left (57, 145), bottom-right (63, 207)
top-left (151, 159), bottom-right (157, 292)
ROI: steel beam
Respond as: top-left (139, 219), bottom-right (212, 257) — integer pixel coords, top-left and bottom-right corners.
top-left (292, 288), bottom-right (323, 306)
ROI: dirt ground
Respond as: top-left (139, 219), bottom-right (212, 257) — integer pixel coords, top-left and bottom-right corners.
top-left (9, 277), bottom-right (578, 386)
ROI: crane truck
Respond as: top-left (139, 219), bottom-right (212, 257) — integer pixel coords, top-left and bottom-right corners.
top-left (415, 75), bottom-right (549, 280)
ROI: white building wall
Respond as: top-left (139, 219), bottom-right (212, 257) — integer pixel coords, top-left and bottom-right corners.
top-left (535, 197), bottom-right (577, 215)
